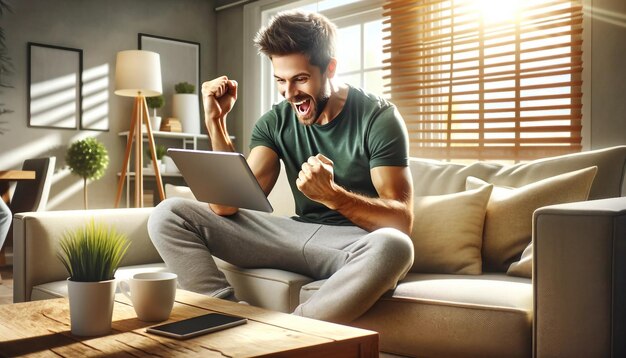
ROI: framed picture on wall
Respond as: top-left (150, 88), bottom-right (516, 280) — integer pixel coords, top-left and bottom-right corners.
top-left (28, 42), bottom-right (82, 130)
top-left (138, 33), bottom-right (200, 122)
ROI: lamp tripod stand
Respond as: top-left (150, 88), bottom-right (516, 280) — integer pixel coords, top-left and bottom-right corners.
top-left (114, 94), bottom-right (165, 208)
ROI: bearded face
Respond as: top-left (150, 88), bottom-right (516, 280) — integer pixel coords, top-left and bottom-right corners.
top-left (272, 53), bottom-right (332, 126)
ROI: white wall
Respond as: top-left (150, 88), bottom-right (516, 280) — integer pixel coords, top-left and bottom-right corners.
top-left (0, 0), bottom-right (217, 210)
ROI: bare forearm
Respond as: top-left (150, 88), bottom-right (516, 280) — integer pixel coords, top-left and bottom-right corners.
top-left (206, 117), bottom-right (235, 152)
top-left (327, 186), bottom-right (413, 235)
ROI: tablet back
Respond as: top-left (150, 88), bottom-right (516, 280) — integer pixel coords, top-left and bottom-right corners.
top-left (167, 149), bottom-right (273, 212)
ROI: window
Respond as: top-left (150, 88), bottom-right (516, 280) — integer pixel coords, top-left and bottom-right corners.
top-left (262, 0), bottom-right (389, 105)
top-left (383, 0), bottom-right (583, 161)
top-left (242, 0), bottom-right (387, 152)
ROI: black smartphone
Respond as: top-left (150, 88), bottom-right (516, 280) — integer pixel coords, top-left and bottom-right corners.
top-left (146, 313), bottom-right (247, 339)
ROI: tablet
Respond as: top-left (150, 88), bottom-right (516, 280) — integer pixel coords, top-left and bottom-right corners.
top-left (167, 148), bottom-right (273, 213)
top-left (146, 313), bottom-right (247, 339)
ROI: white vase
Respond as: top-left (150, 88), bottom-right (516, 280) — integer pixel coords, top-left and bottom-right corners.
top-left (67, 278), bottom-right (117, 336)
top-left (172, 93), bottom-right (201, 134)
top-left (150, 115), bottom-right (162, 132)
top-left (163, 155), bottom-right (179, 173)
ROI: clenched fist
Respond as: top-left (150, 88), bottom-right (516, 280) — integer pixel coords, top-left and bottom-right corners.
top-left (201, 76), bottom-right (238, 122)
top-left (296, 153), bottom-right (338, 206)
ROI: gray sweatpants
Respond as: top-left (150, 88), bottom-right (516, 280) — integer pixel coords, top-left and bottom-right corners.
top-left (147, 197), bottom-right (414, 323)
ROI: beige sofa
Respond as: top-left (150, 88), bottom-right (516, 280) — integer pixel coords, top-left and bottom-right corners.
top-left (13, 146), bottom-right (626, 357)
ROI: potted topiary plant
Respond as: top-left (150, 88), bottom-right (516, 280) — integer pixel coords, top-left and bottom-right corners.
top-left (172, 81), bottom-right (200, 134)
top-left (57, 220), bottom-right (130, 336)
top-left (66, 137), bottom-right (109, 209)
top-left (146, 95), bottom-right (165, 132)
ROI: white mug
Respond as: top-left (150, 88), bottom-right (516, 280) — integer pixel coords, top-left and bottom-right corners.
top-left (120, 272), bottom-right (177, 322)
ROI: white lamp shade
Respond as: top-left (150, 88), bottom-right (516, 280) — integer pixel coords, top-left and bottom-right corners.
top-left (114, 50), bottom-right (162, 97)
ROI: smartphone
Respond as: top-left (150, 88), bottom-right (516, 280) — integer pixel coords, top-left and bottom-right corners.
top-left (146, 313), bottom-right (247, 339)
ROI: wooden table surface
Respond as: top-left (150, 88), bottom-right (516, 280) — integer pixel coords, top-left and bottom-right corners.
top-left (0, 170), bottom-right (36, 204)
top-left (0, 289), bottom-right (378, 357)
top-left (0, 171), bottom-right (36, 181)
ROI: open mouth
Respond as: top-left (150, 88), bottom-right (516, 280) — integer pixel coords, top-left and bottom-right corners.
top-left (293, 98), bottom-right (312, 117)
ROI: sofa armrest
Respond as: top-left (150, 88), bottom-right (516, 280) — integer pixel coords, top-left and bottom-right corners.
top-left (13, 208), bottom-right (161, 302)
top-left (533, 197), bottom-right (626, 357)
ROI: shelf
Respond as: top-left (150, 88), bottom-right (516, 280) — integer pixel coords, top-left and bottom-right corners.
top-left (118, 131), bottom-right (235, 141)
top-left (117, 171), bottom-right (183, 178)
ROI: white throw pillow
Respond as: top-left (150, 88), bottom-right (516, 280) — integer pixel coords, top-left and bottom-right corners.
top-left (410, 184), bottom-right (493, 275)
top-left (164, 183), bottom-right (196, 200)
top-left (466, 166), bottom-right (597, 274)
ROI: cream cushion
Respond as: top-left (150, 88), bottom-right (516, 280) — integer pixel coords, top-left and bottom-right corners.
top-left (466, 166), bottom-right (598, 272)
top-left (164, 183), bottom-right (196, 200)
top-left (507, 243), bottom-right (532, 278)
top-left (410, 184), bottom-right (493, 275)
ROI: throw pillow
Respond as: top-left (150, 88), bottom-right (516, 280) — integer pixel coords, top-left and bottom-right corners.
top-left (507, 242), bottom-right (532, 278)
top-left (410, 183), bottom-right (493, 275)
top-left (164, 184), bottom-right (196, 200)
top-left (466, 166), bottom-right (597, 274)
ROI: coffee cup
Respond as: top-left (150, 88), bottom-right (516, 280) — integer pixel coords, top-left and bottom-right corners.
top-left (120, 272), bottom-right (177, 322)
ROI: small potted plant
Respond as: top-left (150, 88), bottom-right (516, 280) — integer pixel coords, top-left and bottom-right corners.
top-left (57, 220), bottom-right (130, 336)
top-left (66, 137), bottom-right (109, 209)
top-left (172, 81), bottom-right (200, 134)
top-left (146, 95), bottom-right (165, 131)
top-left (146, 144), bottom-right (167, 172)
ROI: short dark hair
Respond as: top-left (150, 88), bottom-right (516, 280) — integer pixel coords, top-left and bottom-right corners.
top-left (254, 10), bottom-right (337, 72)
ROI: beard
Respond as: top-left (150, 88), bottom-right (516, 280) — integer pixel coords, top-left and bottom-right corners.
top-left (291, 81), bottom-right (331, 126)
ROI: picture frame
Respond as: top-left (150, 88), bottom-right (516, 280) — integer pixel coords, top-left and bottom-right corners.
top-left (138, 33), bottom-right (200, 120)
top-left (28, 42), bottom-right (82, 130)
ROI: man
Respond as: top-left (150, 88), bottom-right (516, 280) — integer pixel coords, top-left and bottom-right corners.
top-left (0, 200), bottom-right (10, 250)
top-left (148, 10), bottom-right (414, 324)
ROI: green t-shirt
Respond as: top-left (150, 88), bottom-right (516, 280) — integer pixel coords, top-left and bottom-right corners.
top-left (250, 85), bottom-right (409, 226)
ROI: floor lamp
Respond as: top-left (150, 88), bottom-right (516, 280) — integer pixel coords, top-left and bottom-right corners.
top-left (114, 50), bottom-right (165, 208)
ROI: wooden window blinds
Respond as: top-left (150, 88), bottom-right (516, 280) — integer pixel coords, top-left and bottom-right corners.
top-left (382, 0), bottom-right (583, 161)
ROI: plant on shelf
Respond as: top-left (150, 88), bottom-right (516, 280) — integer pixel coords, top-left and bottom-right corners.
top-left (174, 81), bottom-right (195, 94)
top-left (146, 95), bottom-right (165, 131)
top-left (145, 144), bottom-right (167, 173)
top-left (66, 137), bottom-right (109, 209)
top-left (57, 220), bottom-right (130, 336)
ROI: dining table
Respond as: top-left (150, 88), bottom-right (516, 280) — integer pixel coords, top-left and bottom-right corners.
top-left (0, 170), bottom-right (36, 275)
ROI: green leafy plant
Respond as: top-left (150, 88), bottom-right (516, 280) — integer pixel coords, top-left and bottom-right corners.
top-left (66, 137), bottom-right (109, 209)
top-left (146, 95), bottom-right (165, 117)
top-left (57, 220), bottom-right (130, 282)
top-left (146, 144), bottom-right (167, 160)
top-left (174, 81), bottom-right (195, 94)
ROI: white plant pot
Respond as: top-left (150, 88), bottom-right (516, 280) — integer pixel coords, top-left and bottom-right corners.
top-left (147, 159), bottom-right (164, 173)
top-left (67, 278), bottom-right (117, 336)
top-left (150, 115), bottom-right (162, 132)
top-left (172, 93), bottom-right (201, 134)
top-left (163, 155), bottom-right (178, 173)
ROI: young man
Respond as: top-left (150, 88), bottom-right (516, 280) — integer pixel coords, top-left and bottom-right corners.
top-left (0, 200), bottom-right (10, 250)
top-left (148, 11), bottom-right (414, 323)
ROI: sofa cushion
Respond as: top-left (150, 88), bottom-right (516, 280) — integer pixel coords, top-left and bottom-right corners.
top-left (30, 263), bottom-right (169, 301)
top-left (410, 184), bottom-right (493, 274)
top-left (164, 183), bottom-right (196, 200)
top-left (467, 166), bottom-right (597, 272)
top-left (214, 257), bottom-right (313, 313)
top-left (302, 273), bottom-right (532, 358)
top-left (507, 242), bottom-right (533, 278)
top-left (410, 145), bottom-right (626, 200)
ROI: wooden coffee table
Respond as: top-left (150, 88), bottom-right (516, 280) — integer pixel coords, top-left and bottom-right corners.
top-left (0, 289), bottom-right (378, 357)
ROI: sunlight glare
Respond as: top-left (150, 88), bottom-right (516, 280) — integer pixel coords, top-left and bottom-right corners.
top-left (477, 0), bottom-right (520, 24)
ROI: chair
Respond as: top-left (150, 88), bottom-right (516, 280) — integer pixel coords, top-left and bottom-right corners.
top-left (9, 157), bottom-right (56, 214)
top-left (0, 157), bottom-right (55, 256)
